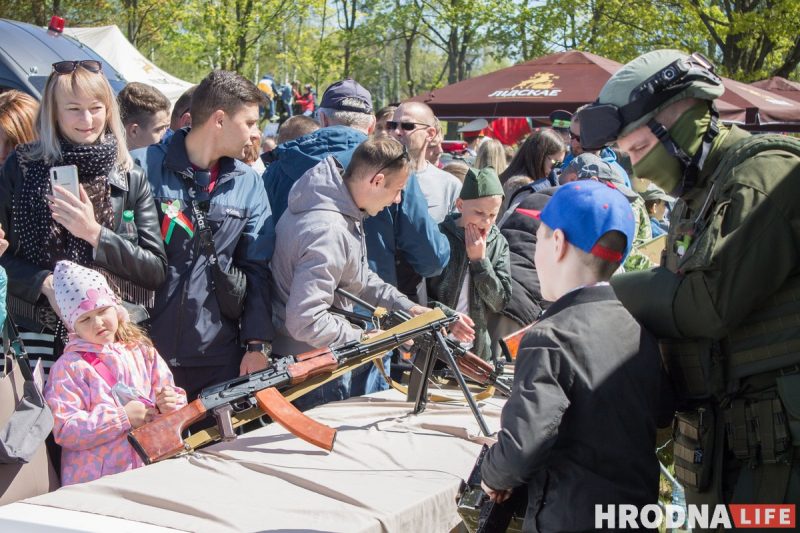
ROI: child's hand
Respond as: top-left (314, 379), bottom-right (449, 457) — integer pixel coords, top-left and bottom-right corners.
top-left (465, 223), bottom-right (487, 262)
top-left (156, 387), bottom-right (181, 414)
top-left (481, 480), bottom-right (512, 503)
top-left (124, 400), bottom-right (155, 428)
top-left (450, 312), bottom-right (475, 343)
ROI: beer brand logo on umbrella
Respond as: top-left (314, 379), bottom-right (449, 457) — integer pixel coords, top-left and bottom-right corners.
top-left (489, 71), bottom-right (562, 98)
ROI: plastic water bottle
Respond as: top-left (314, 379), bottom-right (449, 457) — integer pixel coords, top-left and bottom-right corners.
top-left (119, 210), bottom-right (138, 245)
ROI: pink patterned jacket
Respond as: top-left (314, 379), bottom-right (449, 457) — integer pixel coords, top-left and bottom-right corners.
top-left (44, 337), bottom-right (187, 486)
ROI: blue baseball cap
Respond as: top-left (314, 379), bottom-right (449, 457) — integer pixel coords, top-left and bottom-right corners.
top-left (533, 180), bottom-right (635, 263)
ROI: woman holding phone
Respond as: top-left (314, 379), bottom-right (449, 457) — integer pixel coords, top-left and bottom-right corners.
top-left (0, 60), bottom-right (167, 369)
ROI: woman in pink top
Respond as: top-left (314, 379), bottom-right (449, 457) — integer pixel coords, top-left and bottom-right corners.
top-left (44, 261), bottom-right (186, 485)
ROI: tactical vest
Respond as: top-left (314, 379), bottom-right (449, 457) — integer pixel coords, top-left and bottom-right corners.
top-left (664, 134), bottom-right (800, 495)
top-left (661, 134), bottom-right (800, 399)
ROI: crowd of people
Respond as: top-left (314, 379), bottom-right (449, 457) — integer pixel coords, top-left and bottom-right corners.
top-left (0, 47), bottom-right (798, 532)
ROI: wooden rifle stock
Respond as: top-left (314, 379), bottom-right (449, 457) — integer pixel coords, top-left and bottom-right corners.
top-left (500, 323), bottom-right (535, 361)
top-left (128, 399), bottom-right (208, 464)
top-left (289, 348), bottom-right (339, 384)
top-left (456, 351), bottom-right (497, 384)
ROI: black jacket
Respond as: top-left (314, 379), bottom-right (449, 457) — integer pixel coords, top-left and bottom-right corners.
top-left (0, 151), bottom-right (167, 305)
top-left (497, 187), bottom-right (555, 326)
top-left (481, 285), bottom-right (663, 533)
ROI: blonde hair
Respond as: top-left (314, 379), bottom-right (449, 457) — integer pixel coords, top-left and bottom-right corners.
top-left (476, 138), bottom-right (507, 175)
top-left (31, 67), bottom-right (131, 169)
top-left (0, 90), bottom-right (39, 149)
top-left (116, 319), bottom-right (154, 349)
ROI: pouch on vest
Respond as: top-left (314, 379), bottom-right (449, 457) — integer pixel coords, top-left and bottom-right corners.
top-left (660, 338), bottom-right (721, 400)
top-left (673, 406), bottom-right (715, 491)
top-left (777, 373), bottom-right (800, 447)
top-left (724, 394), bottom-right (791, 464)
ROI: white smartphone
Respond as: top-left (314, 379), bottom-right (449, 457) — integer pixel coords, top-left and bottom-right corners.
top-left (49, 165), bottom-right (81, 200)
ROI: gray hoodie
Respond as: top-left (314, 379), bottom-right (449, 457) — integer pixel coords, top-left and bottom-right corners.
top-left (270, 157), bottom-right (415, 356)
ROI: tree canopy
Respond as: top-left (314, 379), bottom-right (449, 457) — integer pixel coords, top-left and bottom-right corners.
top-left (1, 0), bottom-right (797, 109)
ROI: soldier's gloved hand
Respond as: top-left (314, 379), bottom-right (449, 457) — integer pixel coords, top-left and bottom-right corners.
top-left (610, 267), bottom-right (682, 338)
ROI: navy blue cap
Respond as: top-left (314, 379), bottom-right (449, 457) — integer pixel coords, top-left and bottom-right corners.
top-left (320, 78), bottom-right (373, 114)
top-left (537, 180), bottom-right (635, 262)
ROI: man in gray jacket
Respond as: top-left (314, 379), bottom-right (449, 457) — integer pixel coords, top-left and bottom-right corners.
top-left (271, 138), bottom-right (429, 407)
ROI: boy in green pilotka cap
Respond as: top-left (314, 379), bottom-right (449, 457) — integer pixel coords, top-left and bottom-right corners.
top-left (426, 166), bottom-right (512, 360)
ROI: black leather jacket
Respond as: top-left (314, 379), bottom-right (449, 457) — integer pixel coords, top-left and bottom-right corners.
top-left (0, 150), bottom-right (167, 304)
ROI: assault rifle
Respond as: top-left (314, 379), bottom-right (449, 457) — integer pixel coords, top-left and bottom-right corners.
top-left (456, 444), bottom-right (527, 533)
top-left (128, 310), bottom-right (456, 464)
top-left (335, 288), bottom-right (511, 397)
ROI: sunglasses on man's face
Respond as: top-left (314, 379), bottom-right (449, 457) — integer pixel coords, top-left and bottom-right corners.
top-left (52, 60), bottom-right (103, 74)
top-left (569, 131), bottom-right (580, 141)
top-left (387, 120), bottom-right (430, 132)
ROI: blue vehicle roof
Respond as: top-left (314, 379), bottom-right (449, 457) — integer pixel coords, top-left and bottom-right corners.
top-left (0, 18), bottom-right (127, 98)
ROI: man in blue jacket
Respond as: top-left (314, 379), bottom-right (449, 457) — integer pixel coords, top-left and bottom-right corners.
top-left (134, 70), bottom-right (275, 399)
top-left (264, 78), bottom-right (449, 397)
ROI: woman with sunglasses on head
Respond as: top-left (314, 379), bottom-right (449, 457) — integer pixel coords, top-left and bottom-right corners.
top-left (0, 60), bottom-right (167, 373)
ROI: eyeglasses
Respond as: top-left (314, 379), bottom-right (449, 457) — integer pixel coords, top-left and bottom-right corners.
top-left (387, 120), bottom-right (431, 132)
top-left (550, 159), bottom-right (563, 169)
top-left (52, 60), bottom-right (103, 74)
top-left (569, 131), bottom-right (580, 141)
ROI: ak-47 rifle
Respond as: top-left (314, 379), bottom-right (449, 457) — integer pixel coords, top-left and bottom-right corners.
top-left (128, 310), bottom-right (456, 464)
top-left (335, 288), bottom-right (511, 397)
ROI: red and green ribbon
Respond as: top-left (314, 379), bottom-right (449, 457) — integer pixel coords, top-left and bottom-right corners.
top-left (160, 200), bottom-right (194, 244)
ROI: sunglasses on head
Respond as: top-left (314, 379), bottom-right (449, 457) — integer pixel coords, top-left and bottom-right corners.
top-left (52, 60), bottom-right (103, 74)
top-left (380, 144), bottom-right (410, 171)
top-left (370, 143), bottom-right (410, 182)
top-left (387, 120), bottom-right (431, 131)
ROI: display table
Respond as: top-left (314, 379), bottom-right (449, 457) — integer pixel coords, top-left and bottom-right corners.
top-left (0, 389), bottom-right (504, 532)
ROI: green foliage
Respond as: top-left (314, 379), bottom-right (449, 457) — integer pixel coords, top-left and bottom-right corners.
top-left (0, 0), bottom-right (796, 97)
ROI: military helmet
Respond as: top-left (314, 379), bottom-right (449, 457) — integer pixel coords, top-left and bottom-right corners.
top-left (579, 50), bottom-right (724, 150)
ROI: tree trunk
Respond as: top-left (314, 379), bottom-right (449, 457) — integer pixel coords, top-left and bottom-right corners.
top-left (773, 35), bottom-right (800, 79)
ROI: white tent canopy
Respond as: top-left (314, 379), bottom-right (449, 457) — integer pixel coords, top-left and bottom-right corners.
top-left (64, 25), bottom-right (192, 105)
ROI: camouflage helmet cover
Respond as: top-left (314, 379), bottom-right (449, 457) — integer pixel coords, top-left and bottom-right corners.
top-left (596, 49), bottom-right (725, 139)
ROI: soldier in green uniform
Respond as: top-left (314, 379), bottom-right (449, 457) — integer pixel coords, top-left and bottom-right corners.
top-left (579, 50), bottom-right (800, 517)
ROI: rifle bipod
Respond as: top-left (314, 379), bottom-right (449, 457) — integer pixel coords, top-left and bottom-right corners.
top-left (406, 328), bottom-right (493, 436)
top-left (335, 288), bottom-right (496, 437)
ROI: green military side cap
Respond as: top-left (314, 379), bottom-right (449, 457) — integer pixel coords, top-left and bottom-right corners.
top-left (460, 166), bottom-right (504, 199)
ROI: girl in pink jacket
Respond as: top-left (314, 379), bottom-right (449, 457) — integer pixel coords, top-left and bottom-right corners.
top-left (44, 261), bottom-right (186, 486)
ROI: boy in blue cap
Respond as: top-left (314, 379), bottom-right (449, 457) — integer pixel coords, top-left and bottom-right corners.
top-left (480, 180), bottom-right (666, 532)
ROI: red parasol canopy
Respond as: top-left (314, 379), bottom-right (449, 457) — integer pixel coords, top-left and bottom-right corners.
top-left (408, 50), bottom-right (800, 131)
top-left (750, 77), bottom-right (800, 103)
top-left (408, 51), bottom-right (620, 120)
